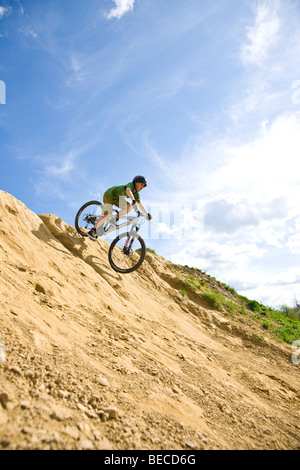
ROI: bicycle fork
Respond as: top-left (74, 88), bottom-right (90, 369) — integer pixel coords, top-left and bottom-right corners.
top-left (123, 227), bottom-right (139, 255)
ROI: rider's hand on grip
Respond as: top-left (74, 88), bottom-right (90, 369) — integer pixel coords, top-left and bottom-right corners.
top-left (147, 213), bottom-right (153, 221)
top-left (132, 200), bottom-right (139, 212)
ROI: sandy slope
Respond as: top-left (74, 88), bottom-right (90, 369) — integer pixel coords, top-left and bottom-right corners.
top-left (0, 190), bottom-right (299, 450)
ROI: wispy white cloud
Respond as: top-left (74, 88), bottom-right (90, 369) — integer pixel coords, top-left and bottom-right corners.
top-left (204, 196), bottom-right (288, 236)
top-left (286, 218), bottom-right (300, 254)
top-left (241, 0), bottom-right (281, 66)
top-left (287, 232), bottom-right (300, 255)
top-left (14, 0), bottom-right (24, 16)
top-left (105, 0), bottom-right (135, 20)
top-left (168, 235), bottom-right (266, 280)
top-left (45, 152), bottom-right (76, 177)
top-left (19, 27), bottom-right (38, 38)
top-left (229, 0), bottom-right (300, 126)
top-left (0, 6), bottom-right (12, 19)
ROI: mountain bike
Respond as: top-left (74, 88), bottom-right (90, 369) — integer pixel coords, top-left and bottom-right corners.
top-left (75, 200), bottom-right (149, 274)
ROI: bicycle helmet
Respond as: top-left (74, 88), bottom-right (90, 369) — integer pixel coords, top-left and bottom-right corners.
top-left (133, 175), bottom-right (147, 187)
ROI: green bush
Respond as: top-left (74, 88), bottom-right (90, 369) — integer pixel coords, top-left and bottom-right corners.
top-left (247, 300), bottom-right (262, 312)
top-left (179, 289), bottom-right (188, 299)
top-left (202, 292), bottom-right (223, 311)
top-left (262, 321), bottom-right (270, 330)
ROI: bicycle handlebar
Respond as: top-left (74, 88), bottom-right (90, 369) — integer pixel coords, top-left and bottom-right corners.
top-left (135, 211), bottom-right (151, 220)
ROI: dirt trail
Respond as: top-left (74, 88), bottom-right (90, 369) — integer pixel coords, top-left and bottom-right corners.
top-left (0, 190), bottom-right (299, 450)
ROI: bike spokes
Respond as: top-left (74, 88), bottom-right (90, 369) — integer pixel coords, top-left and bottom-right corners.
top-left (108, 232), bottom-right (146, 273)
top-left (75, 201), bottom-right (103, 237)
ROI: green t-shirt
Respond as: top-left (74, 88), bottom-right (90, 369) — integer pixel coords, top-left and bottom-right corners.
top-left (105, 182), bottom-right (141, 203)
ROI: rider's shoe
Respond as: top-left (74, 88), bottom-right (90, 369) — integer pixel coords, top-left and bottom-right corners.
top-left (87, 228), bottom-right (98, 240)
top-left (96, 225), bottom-right (105, 237)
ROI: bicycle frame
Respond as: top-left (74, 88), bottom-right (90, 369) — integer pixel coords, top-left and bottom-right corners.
top-left (101, 211), bottom-right (144, 237)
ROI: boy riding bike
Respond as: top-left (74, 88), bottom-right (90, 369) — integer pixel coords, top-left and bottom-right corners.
top-left (88, 175), bottom-right (152, 240)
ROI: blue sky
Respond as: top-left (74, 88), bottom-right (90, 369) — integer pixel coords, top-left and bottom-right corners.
top-left (1, 0), bottom-right (300, 308)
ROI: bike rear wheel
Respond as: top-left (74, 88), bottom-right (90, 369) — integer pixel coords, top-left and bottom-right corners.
top-left (75, 200), bottom-right (103, 237)
top-left (108, 232), bottom-right (146, 273)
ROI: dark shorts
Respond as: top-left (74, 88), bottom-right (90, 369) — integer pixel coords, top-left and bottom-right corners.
top-left (102, 191), bottom-right (130, 215)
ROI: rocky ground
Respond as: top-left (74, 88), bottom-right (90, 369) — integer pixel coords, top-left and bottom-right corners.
top-left (0, 190), bottom-right (299, 450)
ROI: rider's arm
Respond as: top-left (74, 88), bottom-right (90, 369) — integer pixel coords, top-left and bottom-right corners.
top-left (125, 186), bottom-right (143, 209)
top-left (125, 186), bottom-right (152, 218)
top-left (125, 186), bottom-right (135, 202)
top-left (136, 201), bottom-right (148, 215)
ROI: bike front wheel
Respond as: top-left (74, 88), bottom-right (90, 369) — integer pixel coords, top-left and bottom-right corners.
top-left (75, 200), bottom-right (103, 237)
top-left (108, 232), bottom-right (146, 273)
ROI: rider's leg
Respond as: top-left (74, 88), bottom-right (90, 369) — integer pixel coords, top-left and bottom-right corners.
top-left (107, 198), bottom-right (131, 223)
top-left (94, 213), bottom-right (110, 230)
top-left (117, 201), bottom-right (131, 218)
top-left (88, 198), bottom-right (131, 240)
top-left (94, 200), bottom-right (113, 230)
top-left (87, 202), bottom-right (112, 240)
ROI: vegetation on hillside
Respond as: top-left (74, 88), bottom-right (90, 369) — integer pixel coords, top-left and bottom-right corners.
top-left (169, 262), bottom-right (300, 345)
